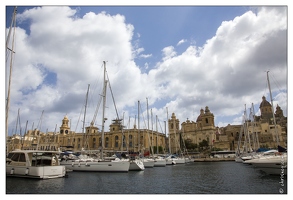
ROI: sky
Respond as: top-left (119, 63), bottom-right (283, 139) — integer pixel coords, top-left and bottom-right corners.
top-left (3, 2), bottom-right (289, 137)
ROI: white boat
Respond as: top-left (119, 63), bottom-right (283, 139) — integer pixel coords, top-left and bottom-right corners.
top-left (244, 152), bottom-right (287, 175)
top-left (6, 150), bottom-right (67, 179)
top-left (175, 157), bottom-right (186, 164)
top-left (165, 155), bottom-right (176, 165)
top-left (60, 61), bottom-right (130, 172)
top-left (244, 72), bottom-right (288, 176)
top-left (142, 158), bottom-right (155, 168)
top-left (129, 159), bottom-right (145, 171)
top-left (154, 156), bottom-right (166, 167)
top-left (60, 157), bottom-right (130, 172)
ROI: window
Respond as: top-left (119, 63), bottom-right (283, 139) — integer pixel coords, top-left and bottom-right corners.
top-left (106, 137), bottom-right (109, 148)
top-left (115, 136), bottom-right (119, 147)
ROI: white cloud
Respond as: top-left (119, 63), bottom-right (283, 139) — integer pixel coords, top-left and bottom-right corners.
top-left (6, 6), bottom-right (287, 136)
top-left (139, 54), bottom-right (152, 58)
top-left (177, 39), bottom-right (187, 46)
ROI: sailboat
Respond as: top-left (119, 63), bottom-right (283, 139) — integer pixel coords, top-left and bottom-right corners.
top-left (243, 71), bottom-right (287, 175)
top-left (127, 101), bottom-right (145, 171)
top-left (153, 115), bottom-right (166, 167)
top-left (140, 98), bottom-right (155, 168)
top-left (60, 61), bottom-right (130, 172)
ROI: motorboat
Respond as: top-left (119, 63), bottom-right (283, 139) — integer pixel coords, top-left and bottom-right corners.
top-left (6, 149), bottom-right (67, 179)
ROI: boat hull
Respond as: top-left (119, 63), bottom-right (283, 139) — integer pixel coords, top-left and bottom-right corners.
top-left (129, 160), bottom-right (145, 171)
top-left (154, 159), bottom-right (166, 167)
top-left (142, 159), bottom-right (155, 168)
top-left (166, 159), bottom-right (176, 165)
top-left (60, 160), bottom-right (130, 172)
top-left (6, 165), bottom-right (66, 179)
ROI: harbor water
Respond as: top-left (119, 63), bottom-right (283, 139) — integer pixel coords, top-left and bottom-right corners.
top-left (6, 161), bottom-right (287, 194)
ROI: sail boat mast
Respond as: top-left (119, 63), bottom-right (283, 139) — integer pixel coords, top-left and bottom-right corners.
top-left (6, 6), bottom-right (17, 155)
top-left (166, 107), bottom-right (171, 154)
top-left (267, 71), bottom-right (279, 145)
top-left (82, 84), bottom-right (90, 149)
top-left (138, 100), bottom-right (141, 153)
top-left (101, 61), bottom-right (108, 159)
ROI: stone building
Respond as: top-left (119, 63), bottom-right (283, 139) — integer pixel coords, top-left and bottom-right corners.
top-left (6, 96), bottom-right (287, 154)
top-left (169, 106), bottom-right (217, 154)
top-left (7, 115), bottom-right (167, 155)
top-left (167, 96), bottom-right (287, 153)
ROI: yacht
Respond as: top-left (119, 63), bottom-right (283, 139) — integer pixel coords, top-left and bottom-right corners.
top-left (6, 149), bottom-right (67, 179)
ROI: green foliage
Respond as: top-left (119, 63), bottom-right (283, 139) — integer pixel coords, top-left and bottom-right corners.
top-left (184, 139), bottom-right (197, 150)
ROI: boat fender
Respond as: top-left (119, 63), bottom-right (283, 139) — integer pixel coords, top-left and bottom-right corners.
top-left (85, 161), bottom-right (88, 166)
top-left (78, 162), bottom-right (81, 167)
top-left (25, 168), bottom-right (29, 175)
top-left (71, 161), bottom-right (74, 167)
top-left (10, 168), bottom-right (14, 175)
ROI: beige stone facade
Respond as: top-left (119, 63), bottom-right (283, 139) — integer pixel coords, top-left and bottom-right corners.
top-left (7, 116), bottom-right (167, 154)
top-left (7, 96), bottom-right (287, 154)
top-left (167, 97), bottom-right (287, 153)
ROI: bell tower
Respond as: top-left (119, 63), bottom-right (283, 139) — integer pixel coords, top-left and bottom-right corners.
top-left (259, 96), bottom-right (273, 122)
top-left (60, 115), bottom-right (70, 134)
top-left (168, 113), bottom-right (180, 133)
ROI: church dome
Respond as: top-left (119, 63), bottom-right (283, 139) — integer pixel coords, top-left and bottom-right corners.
top-left (259, 96), bottom-right (271, 108)
top-left (196, 108), bottom-right (204, 122)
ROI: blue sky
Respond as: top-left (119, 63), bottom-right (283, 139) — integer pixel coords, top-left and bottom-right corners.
top-left (4, 3), bottom-right (288, 137)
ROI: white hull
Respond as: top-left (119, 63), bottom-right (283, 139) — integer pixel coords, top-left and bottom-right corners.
top-left (175, 158), bottom-right (186, 164)
top-left (244, 154), bottom-right (287, 175)
top-left (129, 159), bottom-right (145, 171)
top-left (166, 158), bottom-right (176, 165)
top-left (154, 158), bottom-right (166, 167)
top-left (6, 165), bottom-right (66, 179)
top-left (6, 150), bottom-right (66, 179)
top-left (142, 158), bottom-right (155, 168)
top-left (253, 163), bottom-right (287, 175)
top-left (60, 159), bottom-right (130, 172)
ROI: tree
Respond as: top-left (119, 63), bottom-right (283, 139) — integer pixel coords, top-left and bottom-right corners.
top-left (199, 139), bottom-right (209, 150)
top-left (184, 139), bottom-right (197, 150)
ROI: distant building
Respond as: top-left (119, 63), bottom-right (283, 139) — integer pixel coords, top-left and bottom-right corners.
top-left (167, 96), bottom-right (287, 153)
top-left (7, 115), bottom-right (167, 155)
top-left (7, 96), bottom-right (287, 154)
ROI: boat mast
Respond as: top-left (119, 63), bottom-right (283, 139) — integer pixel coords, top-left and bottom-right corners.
top-left (267, 71), bottom-right (279, 145)
top-left (156, 115), bottom-right (158, 154)
top-left (82, 84), bottom-right (90, 150)
top-left (138, 100), bottom-right (140, 154)
top-left (101, 61), bottom-right (108, 159)
top-left (166, 107), bottom-right (171, 154)
top-left (147, 98), bottom-right (154, 157)
top-left (6, 6), bottom-right (17, 155)
top-left (36, 110), bottom-right (44, 150)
